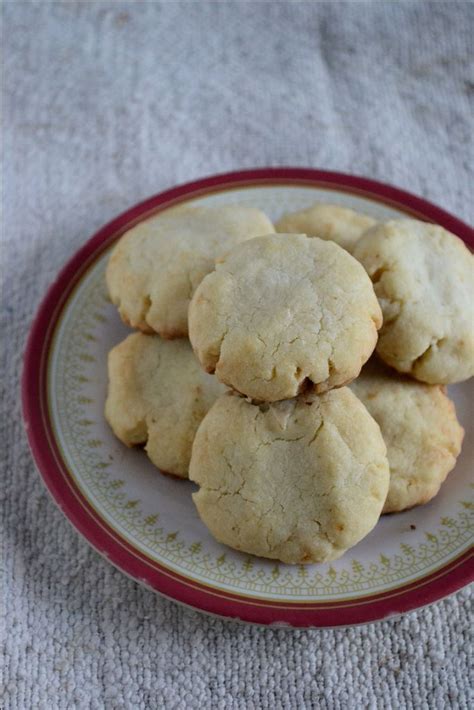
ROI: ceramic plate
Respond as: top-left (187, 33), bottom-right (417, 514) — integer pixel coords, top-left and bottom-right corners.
top-left (22, 168), bottom-right (474, 627)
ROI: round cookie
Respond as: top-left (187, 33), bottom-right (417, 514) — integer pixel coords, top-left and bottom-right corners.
top-left (105, 333), bottom-right (226, 477)
top-left (190, 389), bottom-right (389, 564)
top-left (189, 233), bottom-right (382, 401)
top-left (276, 203), bottom-right (376, 252)
top-left (106, 205), bottom-right (274, 338)
top-left (350, 358), bottom-right (464, 513)
top-left (353, 219), bottom-right (474, 384)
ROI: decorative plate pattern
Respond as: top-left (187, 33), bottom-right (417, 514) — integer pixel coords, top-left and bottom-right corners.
top-left (23, 169), bottom-right (474, 626)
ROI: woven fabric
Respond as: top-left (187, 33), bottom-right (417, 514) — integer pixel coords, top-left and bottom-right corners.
top-left (2, 2), bottom-right (472, 708)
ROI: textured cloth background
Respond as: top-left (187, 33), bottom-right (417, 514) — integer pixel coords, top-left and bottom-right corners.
top-left (2, 2), bottom-right (473, 708)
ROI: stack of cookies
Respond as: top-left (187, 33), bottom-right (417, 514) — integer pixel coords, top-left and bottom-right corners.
top-left (105, 202), bottom-right (472, 565)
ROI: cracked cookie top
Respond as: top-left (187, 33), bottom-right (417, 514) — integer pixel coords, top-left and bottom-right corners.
top-left (276, 202), bottom-right (376, 252)
top-left (188, 233), bottom-right (382, 401)
top-left (105, 333), bottom-right (226, 477)
top-left (353, 219), bottom-right (474, 384)
top-left (189, 389), bottom-right (389, 564)
top-left (106, 206), bottom-right (274, 338)
top-left (350, 357), bottom-right (464, 514)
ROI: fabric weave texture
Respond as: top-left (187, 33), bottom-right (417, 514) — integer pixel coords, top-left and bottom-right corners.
top-left (2, 2), bottom-right (473, 708)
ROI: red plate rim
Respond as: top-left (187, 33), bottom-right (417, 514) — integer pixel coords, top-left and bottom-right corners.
top-left (22, 168), bottom-right (474, 627)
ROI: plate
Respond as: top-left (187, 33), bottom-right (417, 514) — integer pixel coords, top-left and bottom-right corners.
top-left (22, 168), bottom-right (474, 627)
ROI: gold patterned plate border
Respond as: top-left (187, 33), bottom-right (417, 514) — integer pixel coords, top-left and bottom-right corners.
top-left (23, 169), bottom-right (474, 626)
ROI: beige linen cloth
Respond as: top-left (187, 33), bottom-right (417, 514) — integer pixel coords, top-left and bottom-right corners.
top-left (2, 2), bottom-right (472, 708)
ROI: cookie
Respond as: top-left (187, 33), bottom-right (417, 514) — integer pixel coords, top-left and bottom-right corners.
top-left (353, 219), bottom-right (474, 384)
top-left (105, 333), bottom-right (225, 477)
top-left (350, 358), bottom-right (464, 513)
top-left (190, 389), bottom-right (389, 564)
top-left (189, 233), bottom-right (382, 401)
top-left (106, 205), bottom-right (274, 338)
top-left (276, 203), bottom-right (376, 252)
